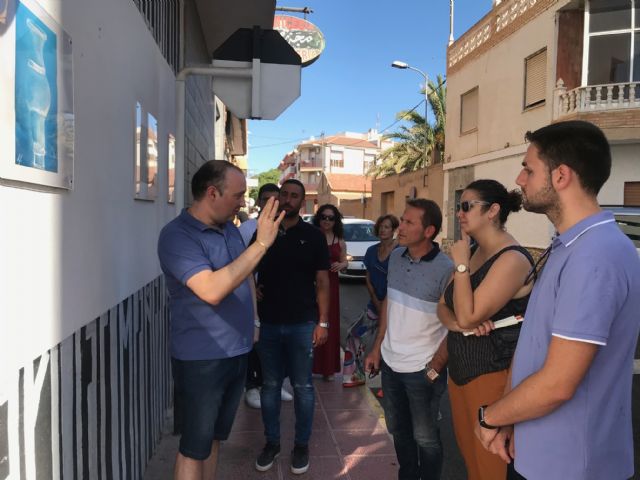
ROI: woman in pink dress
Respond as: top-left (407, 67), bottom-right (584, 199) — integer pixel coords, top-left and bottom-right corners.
top-left (312, 204), bottom-right (348, 380)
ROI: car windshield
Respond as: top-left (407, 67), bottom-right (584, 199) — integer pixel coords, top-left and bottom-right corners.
top-left (343, 223), bottom-right (377, 242)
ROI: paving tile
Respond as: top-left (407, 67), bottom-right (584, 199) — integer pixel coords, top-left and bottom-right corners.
top-left (216, 456), bottom-right (281, 480)
top-left (222, 431), bottom-right (268, 459)
top-left (342, 454), bottom-right (400, 479)
top-left (324, 408), bottom-right (382, 431)
top-left (317, 387), bottom-right (371, 410)
top-left (332, 427), bottom-right (395, 456)
top-left (280, 454), bottom-right (348, 480)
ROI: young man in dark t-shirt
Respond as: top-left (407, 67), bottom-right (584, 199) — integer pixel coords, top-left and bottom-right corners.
top-left (253, 179), bottom-right (330, 475)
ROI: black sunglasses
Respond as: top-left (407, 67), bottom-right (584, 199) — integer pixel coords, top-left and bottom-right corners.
top-left (524, 244), bottom-right (552, 285)
top-left (320, 214), bottom-right (336, 221)
top-left (456, 200), bottom-right (490, 212)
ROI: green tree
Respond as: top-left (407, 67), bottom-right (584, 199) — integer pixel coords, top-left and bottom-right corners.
top-left (370, 74), bottom-right (446, 178)
top-left (249, 167), bottom-right (281, 201)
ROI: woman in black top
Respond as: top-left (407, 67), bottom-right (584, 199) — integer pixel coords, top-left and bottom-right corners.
top-left (437, 179), bottom-right (534, 480)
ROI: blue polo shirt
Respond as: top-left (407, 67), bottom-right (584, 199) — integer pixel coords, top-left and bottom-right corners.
top-left (157, 209), bottom-right (254, 361)
top-left (511, 211), bottom-right (640, 480)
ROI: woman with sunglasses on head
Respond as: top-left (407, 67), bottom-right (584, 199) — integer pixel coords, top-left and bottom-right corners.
top-left (437, 179), bottom-right (534, 480)
top-left (342, 214), bottom-right (399, 388)
top-left (312, 204), bottom-right (348, 381)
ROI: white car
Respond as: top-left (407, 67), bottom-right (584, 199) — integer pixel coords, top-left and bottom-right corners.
top-left (339, 218), bottom-right (378, 279)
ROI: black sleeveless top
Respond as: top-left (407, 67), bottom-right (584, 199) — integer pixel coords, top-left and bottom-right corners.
top-left (444, 245), bottom-right (534, 386)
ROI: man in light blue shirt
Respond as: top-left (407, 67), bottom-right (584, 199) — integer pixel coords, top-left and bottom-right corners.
top-left (475, 121), bottom-right (640, 480)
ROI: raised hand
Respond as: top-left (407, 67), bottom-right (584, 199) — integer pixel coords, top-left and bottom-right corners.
top-left (255, 197), bottom-right (285, 249)
top-left (450, 230), bottom-right (472, 267)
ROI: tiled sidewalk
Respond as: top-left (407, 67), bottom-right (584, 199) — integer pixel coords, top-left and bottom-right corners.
top-left (217, 379), bottom-right (397, 479)
top-left (143, 378), bottom-right (398, 479)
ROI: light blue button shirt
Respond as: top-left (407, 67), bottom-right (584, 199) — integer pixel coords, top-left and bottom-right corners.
top-left (512, 211), bottom-right (640, 480)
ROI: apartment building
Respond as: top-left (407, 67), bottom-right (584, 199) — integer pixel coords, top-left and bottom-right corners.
top-left (443, 0), bottom-right (640, 248)
top-left (279, 130), bottom-right (392, 213)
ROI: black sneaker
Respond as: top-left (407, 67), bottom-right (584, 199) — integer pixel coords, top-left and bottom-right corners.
top-left (255, 442), bottom-right (280, 472)
top-left (290, 444), bottom-right (309, 474)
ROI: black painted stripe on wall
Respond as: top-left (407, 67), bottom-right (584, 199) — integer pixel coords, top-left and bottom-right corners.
top-left (0, 276), bottom-right (172, 480)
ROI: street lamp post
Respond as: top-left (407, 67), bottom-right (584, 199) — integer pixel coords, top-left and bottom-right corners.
top-left (391, 60), bottom-right (430, 166)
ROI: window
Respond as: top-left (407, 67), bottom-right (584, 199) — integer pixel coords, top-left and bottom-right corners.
top-left (363, 154), bottom-right (375, 173)
top-left (524, 49), bottom-right (547, 108)
top-left (624, 181), bottom-right (640, 205)
top-left (168, 134), bottom-right (175, 203)
top-left (330, 150), bottom-right (344, 168)
top-left (460, 87), bottom-right (479, 134)
top-left (131, 0), bottom-right (180, 72)
top-left (134, 104), bottom-right (158, 201)
top-left (586, 0), bottom-right (639, 84)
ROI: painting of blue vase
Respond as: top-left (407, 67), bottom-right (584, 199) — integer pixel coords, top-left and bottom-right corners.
top-left (15, 0), bottom-right (58, 173)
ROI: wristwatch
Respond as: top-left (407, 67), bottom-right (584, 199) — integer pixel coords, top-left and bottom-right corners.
top-left (478, 405), bottom-right (499, 429)
top-left (456, 264), bottom-right (469, 274)
top-left (425, 365), bottom-right (440, 382)
top-left (319, 322), bottom-right (330, 328)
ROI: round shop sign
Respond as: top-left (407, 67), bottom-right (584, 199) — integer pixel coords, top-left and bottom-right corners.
top-left (273, 15), bottom-right (325, 67)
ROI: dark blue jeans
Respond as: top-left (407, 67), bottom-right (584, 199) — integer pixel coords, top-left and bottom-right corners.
top-left (381, 359), bottom-right (447, 480)
top-left (257, 322), bottom-right (315, 446)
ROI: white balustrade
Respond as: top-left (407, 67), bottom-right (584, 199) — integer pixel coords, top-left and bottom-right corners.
top-left (554, 79), bottom-right (640, 118)
top-left (448, 0), bottom-right (540, 69)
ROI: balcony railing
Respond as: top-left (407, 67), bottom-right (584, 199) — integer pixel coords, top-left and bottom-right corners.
top-left (448, 0), bottom-right (543, 71)
top-left (554, 79), bottom-right (640, 119)
top-left (299, 159), bottom-right (323, 170)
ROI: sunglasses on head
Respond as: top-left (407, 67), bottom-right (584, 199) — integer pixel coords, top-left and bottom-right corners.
top-left (320, 214), bottom-right (335, 221)
top-left (456, 200), bottom-right (490, 212)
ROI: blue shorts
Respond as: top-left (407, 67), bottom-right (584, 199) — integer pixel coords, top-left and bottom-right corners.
top-left (172, 354), bottom-right (248, 460)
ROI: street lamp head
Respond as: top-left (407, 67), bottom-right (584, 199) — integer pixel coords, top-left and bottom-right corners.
top-left (391, 60), bottom-right (409, 69)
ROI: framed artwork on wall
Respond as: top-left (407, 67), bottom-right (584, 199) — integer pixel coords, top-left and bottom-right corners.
top-left (0, 0), bottom-right (74, 189)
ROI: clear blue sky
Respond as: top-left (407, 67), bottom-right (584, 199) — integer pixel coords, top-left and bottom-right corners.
top-left (248, 0), bottom-right (492, 175)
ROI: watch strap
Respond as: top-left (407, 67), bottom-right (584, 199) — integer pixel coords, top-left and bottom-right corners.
top-left (478, 405), bottom-right (499, 429)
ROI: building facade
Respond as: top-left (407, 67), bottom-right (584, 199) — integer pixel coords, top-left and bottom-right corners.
top-left (0, 0), bottom-right (286, 478)
top-left (443, 0), bottom-right (640, 248)
top-left (279, 130), bottom-right (392, 213)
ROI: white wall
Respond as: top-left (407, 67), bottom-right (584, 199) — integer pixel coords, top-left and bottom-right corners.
top-left (445, 4), bottom-right (560, 163)
top-left (0, 0), bottom-right (177, 390)
top-left (598, 143), bottom-right (640, 205)
top-left (474, 155), bottom-right (554, 249)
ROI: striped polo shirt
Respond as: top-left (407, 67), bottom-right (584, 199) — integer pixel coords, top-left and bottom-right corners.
top-left (381, 244), bottom-right (454, 373)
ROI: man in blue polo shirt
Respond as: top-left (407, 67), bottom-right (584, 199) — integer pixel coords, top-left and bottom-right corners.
top-left (476, 121), bottom-right (640, 480)
top-left (157, 160), bottom-right (284, 480)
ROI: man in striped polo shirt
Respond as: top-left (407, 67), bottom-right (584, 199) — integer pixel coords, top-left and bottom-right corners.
top-left (365, 199), bottom-right (454, 480)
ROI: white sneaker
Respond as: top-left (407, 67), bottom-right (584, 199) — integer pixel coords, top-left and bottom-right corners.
top-left (281, 387), bottom-right (293, 402)
top-left (245, 388), bottom-right (261, 409)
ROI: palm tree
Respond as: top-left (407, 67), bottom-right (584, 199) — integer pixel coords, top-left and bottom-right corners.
top-left (369, 75), bottom-right (446, 178)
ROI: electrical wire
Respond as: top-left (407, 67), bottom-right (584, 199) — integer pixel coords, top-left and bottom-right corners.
top-left (379, 99), bottom-right (425, 134)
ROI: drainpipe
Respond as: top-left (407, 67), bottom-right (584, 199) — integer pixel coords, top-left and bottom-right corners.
top-left (175, 66), bottom-right (252, 211)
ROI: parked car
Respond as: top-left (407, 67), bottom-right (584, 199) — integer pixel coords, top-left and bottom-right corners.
top-left (603, 206), bottom-right (640, 254)
top-left (339, 218), bottom-right (378, 279)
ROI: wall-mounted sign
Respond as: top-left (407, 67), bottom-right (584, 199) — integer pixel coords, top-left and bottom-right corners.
top-left (0, 0), bottom-right (74, 190)
top-left (273, 15), bottom-right (325, 67)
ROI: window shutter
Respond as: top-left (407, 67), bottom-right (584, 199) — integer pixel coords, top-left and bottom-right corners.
top-left (624, 182), bottom-right (640, 205)
top-left (525, 50), bottom-right (547, 108)
top-left (460, 88), bottom-right (479, 134)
